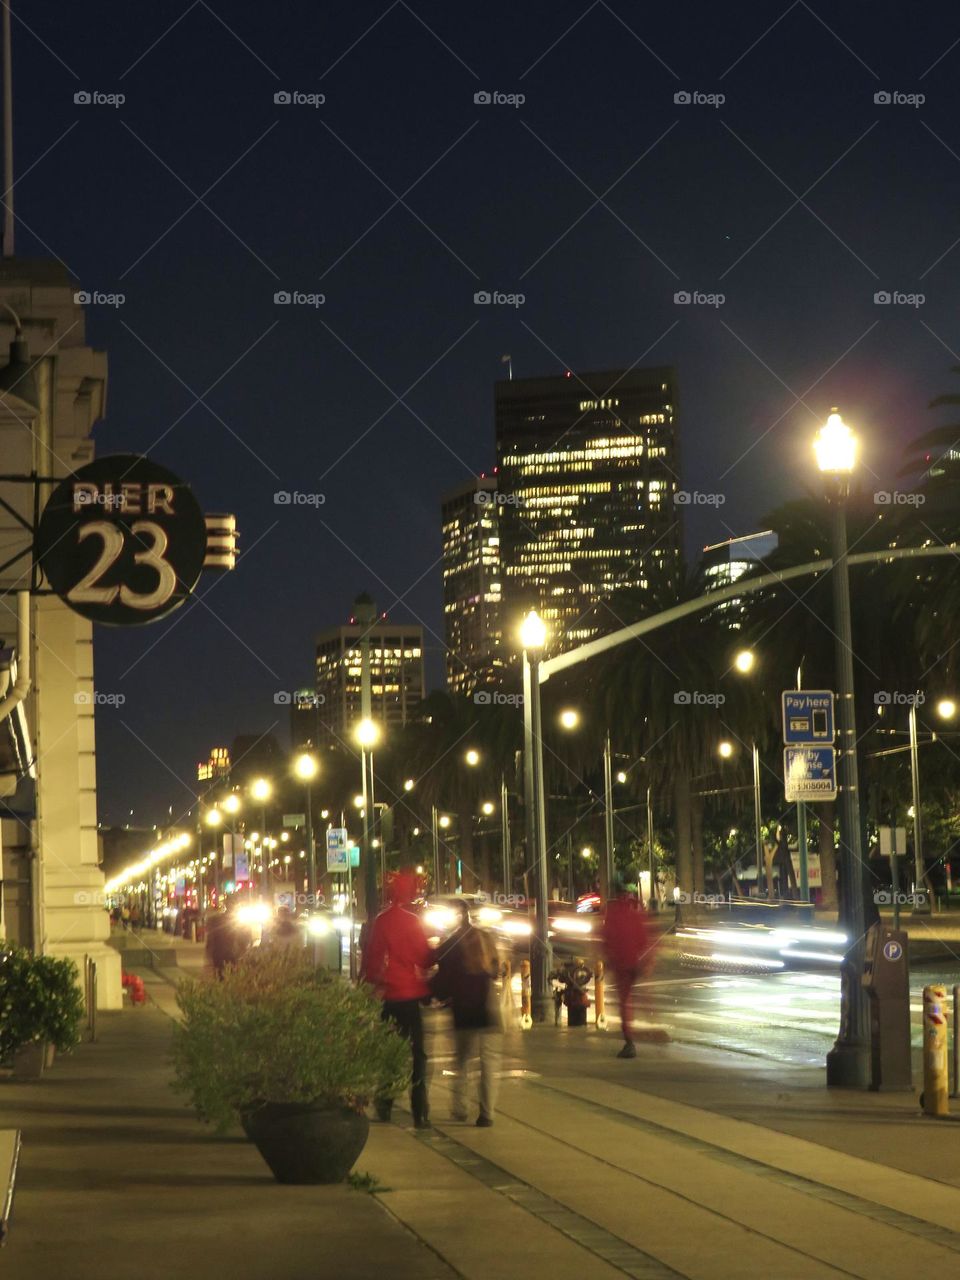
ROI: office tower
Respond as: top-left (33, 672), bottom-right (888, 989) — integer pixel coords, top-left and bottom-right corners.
top-left (440, 475), bottom-right (505, 694)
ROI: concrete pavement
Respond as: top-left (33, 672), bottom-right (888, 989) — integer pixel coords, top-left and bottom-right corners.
top-left (3, 933), bottom-right (960, 1278)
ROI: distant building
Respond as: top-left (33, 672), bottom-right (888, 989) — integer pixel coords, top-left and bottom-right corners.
top-left (197, 746), bottom-right (230, 783)
top-left (315, 613), bottom-right (424, 744)
top-left (701, 531), bottom-right (779, 626)
top-left (495, 367), bottom-right (681, 657)
top-left (289, 690), bottom-right (322, 749)
top-left (441, 476), bottom-right (505, 695)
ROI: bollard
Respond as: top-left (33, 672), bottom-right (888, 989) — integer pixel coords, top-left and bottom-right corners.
top-left (595, 958), bottom-right (607, 1030)
top-left (519, 959), bottom-right (532, 1030)
top-left (922, 985), bottom-right (950, 1117)
top-left (953, 986), bottom-right (960, 1100)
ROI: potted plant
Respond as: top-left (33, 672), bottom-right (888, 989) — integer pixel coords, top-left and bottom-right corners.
top-left (0, 945), bottom-right (84, 1078)
top-left (172, 948), bottom-right (411, 1184)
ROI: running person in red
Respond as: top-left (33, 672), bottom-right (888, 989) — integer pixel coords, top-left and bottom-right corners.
top-left (360, 868), bottom-right (433, 1127)
top-left (602, 876), bottom-right (654, 1058)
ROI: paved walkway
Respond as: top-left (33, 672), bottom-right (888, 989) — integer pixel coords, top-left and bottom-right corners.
top-left (3, 936), bottom-right (960, 1278)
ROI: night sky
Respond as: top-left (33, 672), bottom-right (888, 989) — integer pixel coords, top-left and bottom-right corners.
top-left (13, 1), bottom-right (960, 824)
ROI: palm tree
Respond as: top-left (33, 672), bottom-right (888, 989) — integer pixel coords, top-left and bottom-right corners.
top-left (576, 579), bottom-right (763, 899)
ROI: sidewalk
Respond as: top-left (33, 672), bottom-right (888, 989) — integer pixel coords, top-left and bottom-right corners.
top-left (0, 969), bottom-right (455, 1280)
top-left (4, 943), bottom-right (960, 1278)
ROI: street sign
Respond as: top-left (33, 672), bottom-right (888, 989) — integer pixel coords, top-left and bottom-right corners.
top-left (349, 844), bottom-right (360, 868)
top-left (879, 826), bottom-right (908, 858)
top-left (36, 454), bottom-right (208, 626)
top-left (235, 853), bottom-right (249, 881)
top-left (326, 827), bottom-right (349, 872)
top-left (883, 939), bottom-right (903, 962)
top-left (784, 745), bottom-right (838, 802)
top-left (782, 691), bottom-right (835, 744)
top-left (283, 813), bottom-right (305, 828)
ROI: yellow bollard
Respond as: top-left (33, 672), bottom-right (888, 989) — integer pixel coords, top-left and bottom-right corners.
top-left (595, 959), bottom-right (607, 1030)
top-left (520, 959), bottom-right (532, 1030)
top-left (922, 985), bottom-right (950, 1117)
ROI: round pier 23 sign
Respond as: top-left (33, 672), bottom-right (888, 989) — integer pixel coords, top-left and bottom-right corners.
top-left (37, 455), bottom-right (207, 625)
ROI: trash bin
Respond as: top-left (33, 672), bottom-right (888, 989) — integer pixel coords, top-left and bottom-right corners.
top-left (862, 923), bottom-right (911, 1091)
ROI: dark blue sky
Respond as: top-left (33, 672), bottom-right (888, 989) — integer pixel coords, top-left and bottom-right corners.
top-left (13, 1), bottom-right (960, 823)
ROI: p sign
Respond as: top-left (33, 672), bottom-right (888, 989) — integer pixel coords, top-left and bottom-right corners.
top-left (37, 455), bottom-right (207, 625)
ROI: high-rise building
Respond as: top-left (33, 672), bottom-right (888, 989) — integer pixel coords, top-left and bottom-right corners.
top-left (315, 614), bottom-right (424, 744)
top-left (495, 367), bottom-right (681, 656)
top-left (440, 476), bottom-right (505, 695)
top-left (700, 530), bottom-right (779, 628)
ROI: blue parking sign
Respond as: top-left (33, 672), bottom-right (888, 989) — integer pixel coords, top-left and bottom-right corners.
top-left (782, 691), bottom-right (834, 744)
top-left (784, 745), bottom-right (837, 802)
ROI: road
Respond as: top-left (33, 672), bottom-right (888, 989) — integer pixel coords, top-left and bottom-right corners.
top-left (620, 962), bottom-right (960, 1065)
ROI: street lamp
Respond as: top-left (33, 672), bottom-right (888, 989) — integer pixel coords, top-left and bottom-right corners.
top-left (481, 801), bottom-right (495, 816)
top-left (354, 718), bottom-right (381, 916)
top-left (520, 608), bottom-right (552, 1021)
top-left (222, 793), bottom-right (241, 815)
top-left (204, 809), bottom-right (222, 827)
top-left (907, 695), bottom-right (956, 911)
top-left (294, 751), bottom-right (319, 903)
top-left (717, 740), bottom-right (734, 760)
top-left (734, 648), bottom-right (755, 674)
top-left (249, 778), bottom-right (272, 897)
top-left (731, 651), bottom-right (766, 896)
top-left (403, 777), bottom-right (415, 792)
top-left (815, 409), bottom-right (869, 1089)
top-left (465, 748), bottom-right (480, 767)
top-left (559, 708), bottom-right (580, 730)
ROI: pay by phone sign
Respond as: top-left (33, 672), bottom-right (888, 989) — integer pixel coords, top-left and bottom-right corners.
top-left (782, 691), bottom-right (835, 744)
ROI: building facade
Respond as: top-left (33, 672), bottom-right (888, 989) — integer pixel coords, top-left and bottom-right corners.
top-left (440, 475), bottom-right (504, 695)
top-left (0, 259), bottom-right (120, 1006)
top-left (315, 617), bottom-right (424, 743)
top-left (700, 531), bottom-right (779, 627)
top-left (495, 367), bottom-right (681, 657)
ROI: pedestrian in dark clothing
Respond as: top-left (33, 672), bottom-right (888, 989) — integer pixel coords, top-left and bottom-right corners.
top-left (205, 899), bottom-right (249, 977)
top-left (360, 868), bottom-right (433, 1128)
top-left (602, 878), bottom-right (654, 1058)
top-left (432, 901), bottom-right (502, 1126)
top-left (264, 904), bottom-right (303, 949)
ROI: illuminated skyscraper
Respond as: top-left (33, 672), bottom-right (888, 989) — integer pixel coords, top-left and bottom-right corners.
top-left (495, 368), bottom-right (681, 655)
top-left (440, 476), bottom-right (504, 694)
top-left (314, 615), bottom-right (424, 744)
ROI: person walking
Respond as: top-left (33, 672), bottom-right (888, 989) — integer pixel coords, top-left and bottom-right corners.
top-left (432, 901), bottom-right (502, 1127)
top-left (264, 904), bottom-right (303, 949)
top-left (602, 876), bottom-right (654, 1058)
top-left (204, 897), bottom-right (250, 978)
top-left (360, 868), bottom-right (433, 1128)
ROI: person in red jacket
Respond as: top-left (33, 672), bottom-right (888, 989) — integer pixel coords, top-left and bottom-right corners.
top-left (602, 877), bottom-right (655, 1058)
top-left (360, 867), bottom-right (433, 1127)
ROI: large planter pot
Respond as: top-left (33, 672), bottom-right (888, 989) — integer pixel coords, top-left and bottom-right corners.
top-left (12, 1041), bottom-right (46, 1080)
top-left (241, 1103), bottom-right (369, 1184)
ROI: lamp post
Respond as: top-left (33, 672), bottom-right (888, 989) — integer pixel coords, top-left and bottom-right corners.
top-left (293, 752), bottom-right (319, 905)
top-left (908, 697), bottom-right (956, 909)
top-left (732, 649), bottom-right (766, 896)
top-left (250, 777), bottom-right (272, 899)
top-left (500, 775), bottom-right (511, 897)
top-left (354, 718), bottom-right (381, 916)
top-left (520, 609), bottom-right (552, 1021)
top-left (815, 409), bottom-right (869, 1089)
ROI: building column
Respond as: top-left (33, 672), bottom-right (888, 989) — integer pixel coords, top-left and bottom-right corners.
top-left (33, 595), bottom-right (122, 1009)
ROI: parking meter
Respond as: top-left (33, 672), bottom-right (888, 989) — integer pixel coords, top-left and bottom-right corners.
top-left (861, 923), bottom-right (911, 1091)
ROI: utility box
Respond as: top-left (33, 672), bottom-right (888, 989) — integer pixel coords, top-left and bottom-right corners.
top-left (862, 923), bottom-right (911, 1091)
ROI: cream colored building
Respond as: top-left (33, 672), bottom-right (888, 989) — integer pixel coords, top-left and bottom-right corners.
top-left (0, 258), bottom-right (121, 1007)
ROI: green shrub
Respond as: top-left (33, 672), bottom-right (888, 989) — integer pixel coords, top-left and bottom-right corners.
top-left (171, 948), bottom-right (411, 1131)
top-left (0, 944), bottom-right (84, 1061)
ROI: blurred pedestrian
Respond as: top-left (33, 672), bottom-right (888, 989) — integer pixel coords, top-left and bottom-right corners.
top-left (265, 904), bottom-right (303, 949)
top-left (205, 897), bottom-right (249, 978)
top-left (360, 868), bottom-right (432, 1128)
top-left (602, 876), bottom-right (654, 1058)
top-left (433, 901), bottom-right (502, 1127)
top-left (120, 903), bottom-right (130, 931)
